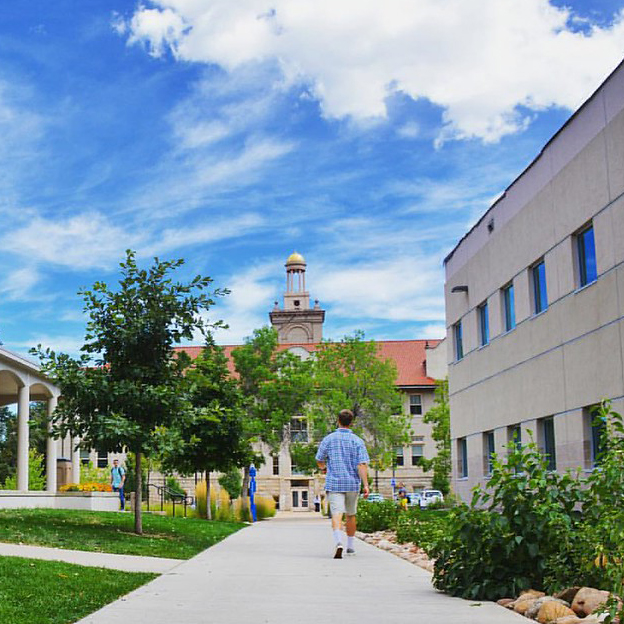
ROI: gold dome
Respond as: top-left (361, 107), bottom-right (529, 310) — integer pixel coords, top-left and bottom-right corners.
top-left (286, 251), bottom-right (306, 265)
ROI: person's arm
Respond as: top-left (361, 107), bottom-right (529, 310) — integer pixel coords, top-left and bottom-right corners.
top-left (357, 463), bottom-right (369, 498)
top-left (315, 439), bottom-right (327, 472)
top-left (120, 468), bottom-right (126, 486)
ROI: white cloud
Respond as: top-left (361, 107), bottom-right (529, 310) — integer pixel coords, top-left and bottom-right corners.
top-left (121, 1), bottom-right (624, 142)
top-left (314, 256), bottom-right (445, 323)
top-left (1, 212), bottom-right (139, 271)
top-left (0, 267), bottom-right (42, 300)
top-left (211, 261), bottom-right (278, 344)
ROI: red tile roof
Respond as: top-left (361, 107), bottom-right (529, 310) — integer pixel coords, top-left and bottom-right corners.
top-left (175, 338), bottom-right (441, 387)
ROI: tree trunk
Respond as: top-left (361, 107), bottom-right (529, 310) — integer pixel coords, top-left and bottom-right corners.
top-left (205, 471), bottom-right (212, 520)
top-left (241, 466), bottom-right (250, 513)
top-left (134, 450), bottom-right (143, 535)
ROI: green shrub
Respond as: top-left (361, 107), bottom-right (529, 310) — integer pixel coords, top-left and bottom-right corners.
top-left (356, 499), bottom-right (399, 533)
top-left (430, 435), bottom-right (583, 600)
top-left (395, 510), bottom-right (449, 553)
top-left (164, 475), bottom-right (186, 501)
top-left (254, 495), bottom-right (276, 520)
top-left (79, 462), bottom-right (110, 485)
top-left (2, 449), bottom-right (46, 490)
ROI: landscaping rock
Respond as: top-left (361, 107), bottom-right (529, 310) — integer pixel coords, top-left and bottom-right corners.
top-left (514, 598), bottom-right (539, 615)
top-left (536, 600), bottom-right (575, 623)
top-left (497, 598), bottom-right (516, 607)
top-left (571, 587), bottom-right (610, 617)
top-left (554, 588), bottom-right (581, 604)
top-left (550, 616), bottom-right (587, 624)
top-left (525, 597), bottom-right (570, 620)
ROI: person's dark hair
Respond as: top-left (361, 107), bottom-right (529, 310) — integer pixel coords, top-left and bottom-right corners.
top-left (338, 409), bottom-right (354, 427)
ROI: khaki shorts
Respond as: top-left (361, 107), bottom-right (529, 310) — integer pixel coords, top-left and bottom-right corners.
top-left (327, 491), bottom-right (359, 516)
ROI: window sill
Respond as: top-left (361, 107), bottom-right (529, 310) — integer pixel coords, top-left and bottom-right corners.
top-left (574, 279), bottom-right (597, 295)
top-left (500, 327), bottom-right (515, 337)
top-left (531, 308), bottom-right (548, 319)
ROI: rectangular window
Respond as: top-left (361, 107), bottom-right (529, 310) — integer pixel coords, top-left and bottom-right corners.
top-left (502, 283), bottom-right (515, 332)
top-left (508, 424), bottom-right (521, 451)
top-left (478, 301), bottom-right (489, 346)
top-left (272, 455), bottom-right (279, 476)
top-left (395, 447), bottom-right (404, 467)
top-left (411, 435), bottom-right (424, 443)
top-left (80, 449), bottom-right (90, 466)
top-left (577, 224), bottom-right (597, 287)
top-left (454, 321), bottom-right (464, 361)
top-left (96, 448), bottom-right (108, 469)
top-left (290, 418), bottom-right (308, 443)
top-left (539, 417), bottom-right (557, 471)
top-left (457, 437), bottom-right (468, 478)
top-left (532, 260), bottom-right (548, 314)
top-left (409, 394), bottom-right (422, 415)
top-left (483, 431), bottom-right (495, 475)
top-left (584, 405), bottom-right (606, 468)
top-left (411, 445), bottom-right (424, 466)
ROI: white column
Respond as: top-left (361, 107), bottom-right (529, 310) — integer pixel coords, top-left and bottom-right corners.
top-left (71, 437), bottom-right (81, 484)
top-left (16, 385), bottom-right (30, 491)
top-left (46, 396), bottom-right (58, 492)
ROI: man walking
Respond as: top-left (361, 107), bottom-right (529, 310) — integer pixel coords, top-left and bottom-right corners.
top-left (316, 409), bottom-right (370, 558)
top-left (110, 458), bottom-right (126, 511)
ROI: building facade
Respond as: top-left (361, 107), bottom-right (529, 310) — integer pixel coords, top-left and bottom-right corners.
top-left (444, 59), bottom-right (624, 500)
top-left (246, 252), bottom-right (445, 511)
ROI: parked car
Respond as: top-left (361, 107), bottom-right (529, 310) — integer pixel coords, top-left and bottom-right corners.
top-left (406, 493), bottom-right (422, 507)
top-left (419, 489), bottom-right (444, 508)
top-left (364, 492), bottom-right (385, 502)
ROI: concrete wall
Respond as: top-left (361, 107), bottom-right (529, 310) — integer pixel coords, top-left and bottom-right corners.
top-left (445, 59), bottom-right (624, 500)
top-left (0, 491), bottom-right (120, 511)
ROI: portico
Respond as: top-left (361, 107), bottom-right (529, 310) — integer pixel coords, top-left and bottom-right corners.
top-left (0, 346), bottom-right (71, 492)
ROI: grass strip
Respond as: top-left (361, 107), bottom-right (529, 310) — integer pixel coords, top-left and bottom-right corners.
top-left (0, 555), bottom-right (155, 624)
top-left (0, 508), bottom-right (244, 559)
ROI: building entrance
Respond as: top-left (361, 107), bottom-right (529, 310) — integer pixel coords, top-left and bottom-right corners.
top-left (291, 488), bottom-right (309, 510)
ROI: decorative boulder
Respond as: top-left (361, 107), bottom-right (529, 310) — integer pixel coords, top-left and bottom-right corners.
top-left (536, 600), bottom-right (576, 623)
top-left (526, 597), bottom-right (570, 620)
top-left (554, 588), bottom-right (581, 604)
top-left (571, 587), bottom-right (610, 617)
top-left (497, 598), bottom-right (515, 607)
top-left (515, 597), bottom-right (539, 615)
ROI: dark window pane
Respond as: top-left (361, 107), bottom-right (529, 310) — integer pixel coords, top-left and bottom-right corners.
top-left (578, 226), bottom-right (597, 287)
top-left (504, 284), bottom-right (515, 331)
top-left (455, 321), bottom-right (463, 360)
top-left (479, 302), bottom-right (489, 346)
top-left (533, 261), bottom-right (548, 313)
top-left (543, 417), bottom-right (556, 471)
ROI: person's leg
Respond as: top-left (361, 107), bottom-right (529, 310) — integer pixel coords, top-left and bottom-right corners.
top-left (344, 492), bottom-right (359, 554)
top-left (327, 492), bottom-right (346, 558)
top-left (119, 487), bottom-right (125, 510)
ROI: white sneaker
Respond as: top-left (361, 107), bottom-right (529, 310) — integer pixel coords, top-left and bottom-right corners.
top-left (334, 543), bottom-right (343, 559)
top-left (346, 547), bottom-right (356, 555)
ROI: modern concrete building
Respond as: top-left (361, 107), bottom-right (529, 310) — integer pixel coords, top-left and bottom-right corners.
top-left (444, 59), bottom-right (624, 500)
top-left (178, 252), bottom-right (446, 511)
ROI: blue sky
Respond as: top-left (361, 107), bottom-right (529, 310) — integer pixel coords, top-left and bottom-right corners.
top-left (1, 0), bottom-right (624, 357)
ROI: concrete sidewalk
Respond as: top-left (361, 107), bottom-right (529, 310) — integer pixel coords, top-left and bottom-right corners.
top-left (74, 514), bottom-right (527, 624)
top-left (0, 541), bottom-right (181, 573)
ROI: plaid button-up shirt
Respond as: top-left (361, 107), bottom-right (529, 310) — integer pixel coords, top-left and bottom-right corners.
top-left (316, 428), bottom-right (370, 492)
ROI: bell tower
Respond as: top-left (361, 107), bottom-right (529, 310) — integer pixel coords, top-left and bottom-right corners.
top-left (269, 252), bottom-right (325, 344)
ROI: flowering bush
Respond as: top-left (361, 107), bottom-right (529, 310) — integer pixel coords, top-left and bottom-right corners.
top-left (60, 482), bottom-right (112, 492)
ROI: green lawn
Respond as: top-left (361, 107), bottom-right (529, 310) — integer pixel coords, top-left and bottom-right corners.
top-left (0, 508), bottom-right (244, 559)
top-left (0, 555), bottom-right (156, 624)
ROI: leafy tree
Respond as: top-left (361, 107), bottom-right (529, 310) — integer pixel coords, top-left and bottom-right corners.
top-left (306, 332), bottom-right (408, 473)
top-left (231, 326), bottom-right (312, 503)
top-left (33, 250), bottom-right (225, 534)
top-left (420, 378), bottom-right (451, 495)
top-left (157, 338), bottom-right (248, 518)
top-left (218, 468), bottom-right (242, 499)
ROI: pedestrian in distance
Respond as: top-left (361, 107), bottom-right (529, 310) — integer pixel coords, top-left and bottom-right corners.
top-left (110, 458), bottom-right (126, 511)
top-left (316, 409), bottom-right (370, 559)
